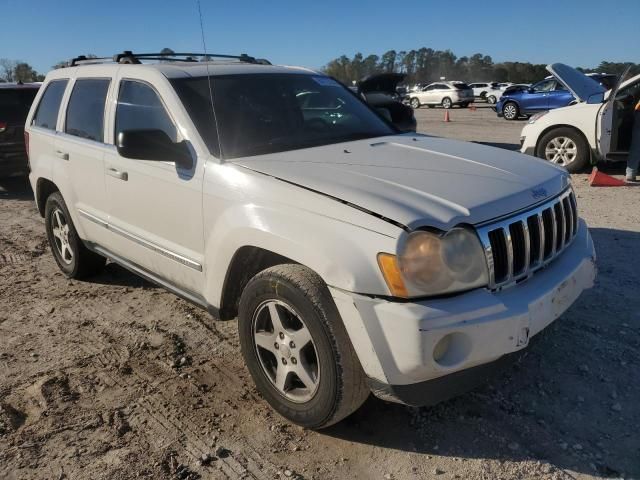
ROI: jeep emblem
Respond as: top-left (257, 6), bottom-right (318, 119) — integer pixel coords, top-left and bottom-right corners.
top-left (531, 188), bottom-right (547, 200)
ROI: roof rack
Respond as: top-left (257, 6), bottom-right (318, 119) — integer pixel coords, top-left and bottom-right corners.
top-left (69, 51), bottom-right (271, 67)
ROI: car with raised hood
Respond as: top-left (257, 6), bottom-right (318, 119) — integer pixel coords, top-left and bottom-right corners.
top-left (26, 51), bottom-right (596, 429)
top-left (356, 72), bottom-right (416, 132)
top-left (0, 82), bottom-right (40, 177)
top-left (408, 81), bottom-right (474, 109)
top-left (521, 63), bottom-right (638, 172)
top-left (496, 72), bottom-right (619, 121)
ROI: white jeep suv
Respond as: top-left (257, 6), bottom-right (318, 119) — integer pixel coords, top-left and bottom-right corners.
top-left (26, 52), bottom-right (596, 429)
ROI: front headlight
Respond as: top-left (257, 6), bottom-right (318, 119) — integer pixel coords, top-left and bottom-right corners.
top-left (378, 228), bottom-right (489, 297)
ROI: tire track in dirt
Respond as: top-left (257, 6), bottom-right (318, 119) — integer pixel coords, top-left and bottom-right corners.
top-left (73, 313), bottom-right (280, 480)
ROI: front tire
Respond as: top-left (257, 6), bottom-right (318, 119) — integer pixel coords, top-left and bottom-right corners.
top-left (502, 101), bottom-right (519, 120)
top-left (441, 97), bottom-right (452, 109)
top-left (536, 127), bottom-right (590, 173)
top-left (409, 97), bottom-right (420, 109)
top-left (238, 264), bottom-right (369, 429)
top-left (44, 192), bottom-right (106, 278)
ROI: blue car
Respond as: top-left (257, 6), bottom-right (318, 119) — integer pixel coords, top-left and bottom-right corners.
top-left (496, 78), bottom-right (573, 120)
top-left (496, 73), bottom-right (617, 120)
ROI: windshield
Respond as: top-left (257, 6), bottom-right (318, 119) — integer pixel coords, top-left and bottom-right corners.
top-left (171, 74), bottom-right (395, 159)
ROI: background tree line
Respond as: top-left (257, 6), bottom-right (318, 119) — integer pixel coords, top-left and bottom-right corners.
top-left (0, 59), bottom-right (45, 83)
top-left (323, 48), bottom-right (640, 85)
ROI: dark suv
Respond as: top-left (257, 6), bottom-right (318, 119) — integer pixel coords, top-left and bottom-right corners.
top-left (0, 83), bottom-right (40, 177)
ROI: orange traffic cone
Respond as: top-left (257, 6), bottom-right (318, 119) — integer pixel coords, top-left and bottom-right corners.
top-left (588, 167), bottom-right (626, 187)
top-left (444, 110), bottom-right (451, 122)
top-left (470, 105), bottom-right (477, 112)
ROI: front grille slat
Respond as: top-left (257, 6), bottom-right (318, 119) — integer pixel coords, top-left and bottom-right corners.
top-left (504, 228), bottom-right (514, 281)
top-left (478, 189), bottom-right (579, 290)
top-left (537, 212), bottom-right (545, 264)
top-left (521, 220), bottom-right (531, 273)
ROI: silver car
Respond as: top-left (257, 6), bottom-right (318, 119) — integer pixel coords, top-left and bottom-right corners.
top-left (408, 82), bottom-right (474, 109)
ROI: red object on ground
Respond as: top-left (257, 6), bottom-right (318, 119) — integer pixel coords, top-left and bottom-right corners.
top-left (470, 105), bottom-right (477, 111)
top-left (588, 167), bottom-right (626, 187)
top-left (444, 110), bottom-right (450, 122)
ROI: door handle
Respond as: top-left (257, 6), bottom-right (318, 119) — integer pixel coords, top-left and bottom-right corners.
top-left (55, 150), bottom-right (69, 160)
top-left (106, 167), bottom-right (128, 181)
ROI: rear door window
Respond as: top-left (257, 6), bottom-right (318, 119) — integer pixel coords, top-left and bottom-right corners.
top-left (33, 80), bottom-right (68, 130)
top-left (65, 79), bottom-right (110, 142)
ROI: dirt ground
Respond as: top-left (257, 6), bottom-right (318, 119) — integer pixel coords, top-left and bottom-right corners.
top-left (1, 113), bottom-right (639, 479)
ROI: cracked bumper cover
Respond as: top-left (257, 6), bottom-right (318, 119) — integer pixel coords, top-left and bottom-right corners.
top-left (330, 220), bottom-right (596, 406)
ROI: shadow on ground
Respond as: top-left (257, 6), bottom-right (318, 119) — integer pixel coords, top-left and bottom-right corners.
top-left (0, 176), bottom-right (33, 200)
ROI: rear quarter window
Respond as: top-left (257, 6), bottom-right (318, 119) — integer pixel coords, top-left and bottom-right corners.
top-left (33, 80), bottom-right (68, 130)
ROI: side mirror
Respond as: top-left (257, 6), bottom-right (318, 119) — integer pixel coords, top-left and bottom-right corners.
top-left (587, 92), bottom-right (605, 104)
top-left (117, 129), bottom-right (193, 169)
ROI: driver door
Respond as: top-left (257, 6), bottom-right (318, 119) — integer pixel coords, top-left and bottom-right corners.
top-left (524, 79), bottom-right (555, 111)
top-left (103, 73), bottom-right (205, 294)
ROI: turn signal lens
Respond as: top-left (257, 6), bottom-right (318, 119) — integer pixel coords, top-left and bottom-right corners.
top-left (377, 253), bottom-right (409, 298)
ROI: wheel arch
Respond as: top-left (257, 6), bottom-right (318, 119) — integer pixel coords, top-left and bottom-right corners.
top-left (534, 124), bottom-right (593, 164)
top-left (218, 246), bottom-right (296, 320)
top-left (35, 177), bottom-right (59, 217)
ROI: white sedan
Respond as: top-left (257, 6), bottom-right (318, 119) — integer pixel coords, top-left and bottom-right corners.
top-left (521, 64), bottom-right (639, 172)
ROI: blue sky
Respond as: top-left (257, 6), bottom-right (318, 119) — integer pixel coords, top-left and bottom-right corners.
top-left (1, 0), bottom-right (638, 74)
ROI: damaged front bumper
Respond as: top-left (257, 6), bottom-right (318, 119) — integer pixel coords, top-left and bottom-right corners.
top-left (330, 220), bottom-right (596, 406)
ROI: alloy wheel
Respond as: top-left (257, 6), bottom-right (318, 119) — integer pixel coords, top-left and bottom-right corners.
top-left (51, 208), bottom-right (74, 265)
top-left (252, 299), bottom-right (320, 403)
top-left (410, 98), bottom-right (420, 109)
top-left (442, 98), bottom-right (452, 109)
top-left (503, 103), bottom-right (517, 120)
top-left (544, 136), bottom-right (578, 166)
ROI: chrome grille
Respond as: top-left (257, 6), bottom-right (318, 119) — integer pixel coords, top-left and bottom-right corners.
top-left (477, 189), bottom-right (578, 289)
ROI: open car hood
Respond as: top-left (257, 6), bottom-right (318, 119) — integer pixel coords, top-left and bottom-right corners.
top-left (231, 135), bottom-right (569, 230)
top-left (547, 63), bottom-right (605, 102)
top-left (358, 73), bottom-right (406, 94)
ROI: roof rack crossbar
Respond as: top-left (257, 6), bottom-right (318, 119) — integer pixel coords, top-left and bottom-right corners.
top-left (66, 51), bottom-right (271, 68)
top-left (113, 51), bottom-right (269, 65)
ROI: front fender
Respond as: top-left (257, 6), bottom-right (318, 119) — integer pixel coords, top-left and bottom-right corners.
top-left (202, 201), bottom-right (399, 308)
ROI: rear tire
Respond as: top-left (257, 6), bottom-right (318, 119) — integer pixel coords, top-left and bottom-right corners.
top-left (409, 97), bottom-right (420, 109)
top-left (486, 95), bottom-right (497, 105)
top-left (536, 127), bottom-right (590, 173)
top-left (502, 101), bottom-right (519, 120)
top-left (44, 192), bottom-right (106, 278)
top-left (238, 264), bottom-right (369, 429)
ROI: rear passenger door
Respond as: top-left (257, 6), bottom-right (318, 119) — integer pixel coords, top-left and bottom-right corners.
top-left (57, 77), bottom-right (112, 243)
top-left (103, 75), bottom-right (204, 294)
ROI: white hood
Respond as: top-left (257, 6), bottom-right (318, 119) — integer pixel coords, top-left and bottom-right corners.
top-left (232, 135), bottom-right (570, 230)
